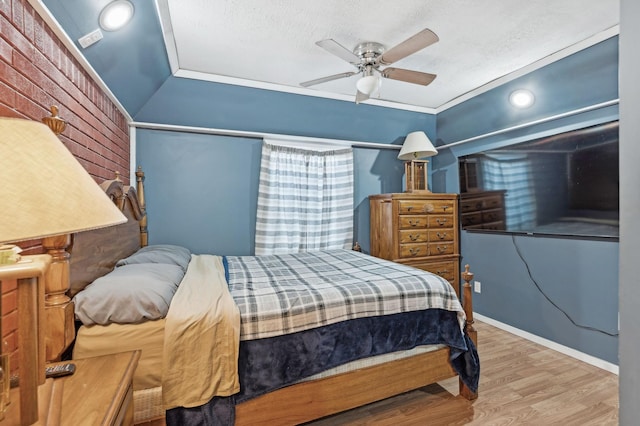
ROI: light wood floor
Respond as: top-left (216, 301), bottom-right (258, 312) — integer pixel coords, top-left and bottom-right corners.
top-left (138, 321), bottom-right (619, 426)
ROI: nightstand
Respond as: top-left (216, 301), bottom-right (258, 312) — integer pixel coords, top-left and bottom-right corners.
top-left (2, 351), bottom-right (140, 425)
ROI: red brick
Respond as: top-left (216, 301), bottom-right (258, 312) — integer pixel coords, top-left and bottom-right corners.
top-left (11, 0), bottom-right (24, 33)
top-left (0, 0), bottom-right (10, 21)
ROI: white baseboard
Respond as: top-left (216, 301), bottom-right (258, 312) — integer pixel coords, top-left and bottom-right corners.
top-left (474, 313), bottom-right (619, 375)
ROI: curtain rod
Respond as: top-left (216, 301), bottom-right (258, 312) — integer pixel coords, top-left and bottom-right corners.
top-left (131, 121), bottom-right (401, 151)
top-left (437, 98), bottom-right (619, 150)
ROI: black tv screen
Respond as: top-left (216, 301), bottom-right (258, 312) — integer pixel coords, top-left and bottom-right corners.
top-left (458, 120), bottom-right (619, 239)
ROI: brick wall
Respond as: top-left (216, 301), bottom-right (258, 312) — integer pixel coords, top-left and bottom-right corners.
top-left (0, 0), bottom-right (130, 372)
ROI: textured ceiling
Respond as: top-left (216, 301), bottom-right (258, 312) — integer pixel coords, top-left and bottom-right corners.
top-left (159, 0), bottom-right (619, 112)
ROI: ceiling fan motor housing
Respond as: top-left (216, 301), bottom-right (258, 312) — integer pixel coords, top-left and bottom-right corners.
top-left (353, 42), bottom-right (385, 65)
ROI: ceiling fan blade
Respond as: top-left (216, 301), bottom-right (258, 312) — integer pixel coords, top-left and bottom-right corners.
top-left (378, 28), bottom-right (439, 65)
top-left (316, 39), bottom-right (361, 65)
top-left (355, 90), bottom-right (369, 104)
top-left (300, 71), bottom-right (357, 87)
top-left (381, 68), bottom-right (437, 86)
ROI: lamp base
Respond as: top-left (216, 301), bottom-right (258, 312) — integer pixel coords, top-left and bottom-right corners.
top-left (404, 160), bottom-right (430, 192)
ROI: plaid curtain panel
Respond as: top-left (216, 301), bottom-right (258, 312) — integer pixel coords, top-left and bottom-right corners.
top-left (255, 142), bottom-right (354, 255)
top-left (481, 154), bottom-right (537, 230)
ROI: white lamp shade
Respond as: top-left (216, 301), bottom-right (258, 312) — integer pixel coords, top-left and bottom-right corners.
top-left (356, 75), bottom-right (381, 96)
top-left (398, 131), bottom-right (438, 160)
top-left (0, 117), bottom-right (126, 243)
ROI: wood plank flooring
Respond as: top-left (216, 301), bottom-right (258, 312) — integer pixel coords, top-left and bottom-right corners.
top-left (137, 320), bottom-right (619, 426)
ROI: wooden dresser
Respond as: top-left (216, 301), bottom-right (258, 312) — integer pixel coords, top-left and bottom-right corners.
top-left (459, 190), bottom-right (506, 230)
top-left (369, 193), bottom-right (460, 296)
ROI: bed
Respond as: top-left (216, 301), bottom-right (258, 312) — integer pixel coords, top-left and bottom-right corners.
top-left (42, 170), bottom-right (479, 425)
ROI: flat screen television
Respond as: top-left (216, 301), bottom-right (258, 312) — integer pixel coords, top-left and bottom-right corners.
top-left (458, 120), bottom-right (619, 239)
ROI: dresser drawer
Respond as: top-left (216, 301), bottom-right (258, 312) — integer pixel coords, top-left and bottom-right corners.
top-left (427, 215), bottom-right (454, 228)
top-left (460, 195), bottom-right (503, 212)
top-left (461, 211), bottom-right (482, 226)
top-left (411, 260), bottom-right (457, 283)
top-left (399, 243), bottom-right (428, 258)
top-left (428, 229), bottom-right (453, 242)
top-left (399, 215), bottom-right (428, 229)
top-left (482, 195), bottom-right (504, 209)
top-left (398, 199), bottom-right (455, 215)
top-left (460, 199), bottom-right (483, 213)
top-left (482, 208), bottom-right (503, 223)
top-left (398, 200), bottom-right (431, 214)
top-left (399, 229), bottom-right (428, 243)
top-left (429, 242), bottom-right (455, 256)
top-left (427, 200), bottom-right (455, 214)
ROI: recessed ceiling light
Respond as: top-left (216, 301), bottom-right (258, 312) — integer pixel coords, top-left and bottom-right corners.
top-left (509, 89), bottom-right (535, 108)
top-left (99, 0), bottom-right (134, 32)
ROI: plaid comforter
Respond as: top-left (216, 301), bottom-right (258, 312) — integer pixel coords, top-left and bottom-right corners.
top-left (226, 249), bottom-right (465, 340)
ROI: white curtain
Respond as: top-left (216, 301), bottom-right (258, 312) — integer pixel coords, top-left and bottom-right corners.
top-left (255, 141), bottom-right (354, 255)
top-left (481, 153), bottom-right (537, 230)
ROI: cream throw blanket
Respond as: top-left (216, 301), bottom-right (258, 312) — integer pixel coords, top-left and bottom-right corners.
top-left (162, 254), bottom-right (240, 409)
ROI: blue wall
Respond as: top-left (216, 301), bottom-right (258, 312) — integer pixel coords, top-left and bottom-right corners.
top-left (134, 34), bottom-right (620, 364)
top-left (135, 76), bottom-right (434, 255)
top-left (435, 36), bottom-right (619, 364)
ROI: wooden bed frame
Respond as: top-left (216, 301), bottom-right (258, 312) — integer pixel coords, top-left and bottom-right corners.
top-left (42, 168), bottom-right (478, 425)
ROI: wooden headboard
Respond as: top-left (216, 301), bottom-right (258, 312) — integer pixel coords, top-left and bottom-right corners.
top-left (43, 167), bottom-right (148, 361)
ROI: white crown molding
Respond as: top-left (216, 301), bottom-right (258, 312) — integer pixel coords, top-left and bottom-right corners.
top-left (435, 25), bottom-right (620, 113)
top-left (156, 0), bottom-right (619, 117)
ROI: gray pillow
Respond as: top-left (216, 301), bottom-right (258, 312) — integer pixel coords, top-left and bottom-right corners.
top-left (73, 263), bottom-right (185, 326)
top-left (116, 244), bottom-right (191, 271)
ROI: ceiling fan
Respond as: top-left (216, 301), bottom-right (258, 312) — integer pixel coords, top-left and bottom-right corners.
top-left (300, 28), bottom-right (439, 104)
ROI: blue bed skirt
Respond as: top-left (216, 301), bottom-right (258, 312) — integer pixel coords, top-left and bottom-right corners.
top-left (167, 308), bottom-right (479, 425)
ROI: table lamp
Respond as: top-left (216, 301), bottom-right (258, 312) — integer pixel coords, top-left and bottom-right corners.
top-left (0, 115), bottom-right (126, 424)
top-left (397, 131), bottom-right (438, 192)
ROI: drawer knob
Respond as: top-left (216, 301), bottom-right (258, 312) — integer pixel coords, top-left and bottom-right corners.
top-left (436, 218), bottom-right (448, 226)
top-left (409, 248), bottom-right (421, 256)
top-left (436, 232), bottom-right (447, 240)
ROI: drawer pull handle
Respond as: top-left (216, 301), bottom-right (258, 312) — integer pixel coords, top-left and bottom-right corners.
top-left (436, 269), bottom-right (449, 276)
top-left (436, 232), bottom-right (447, 240)
top-left (409, 234), bottom-right (419, 241)
top-left (436, 245), bottom-right (448, 253)
top-left (436, 218), bottom-right (448, 226)
top-left (407, 206), bottom-right (414, 211)
top-left (409, 248), bottom-right (421, 256)
top-left (442, 205), bottom-right (449, 211)
top-left (409, 220), bottom-right (421, 227)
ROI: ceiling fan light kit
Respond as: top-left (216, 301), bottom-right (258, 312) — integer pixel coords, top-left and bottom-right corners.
top-left (356, 75), bottom-right (381, 96)
top-left (300, 28), bottom-right (439, 104)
